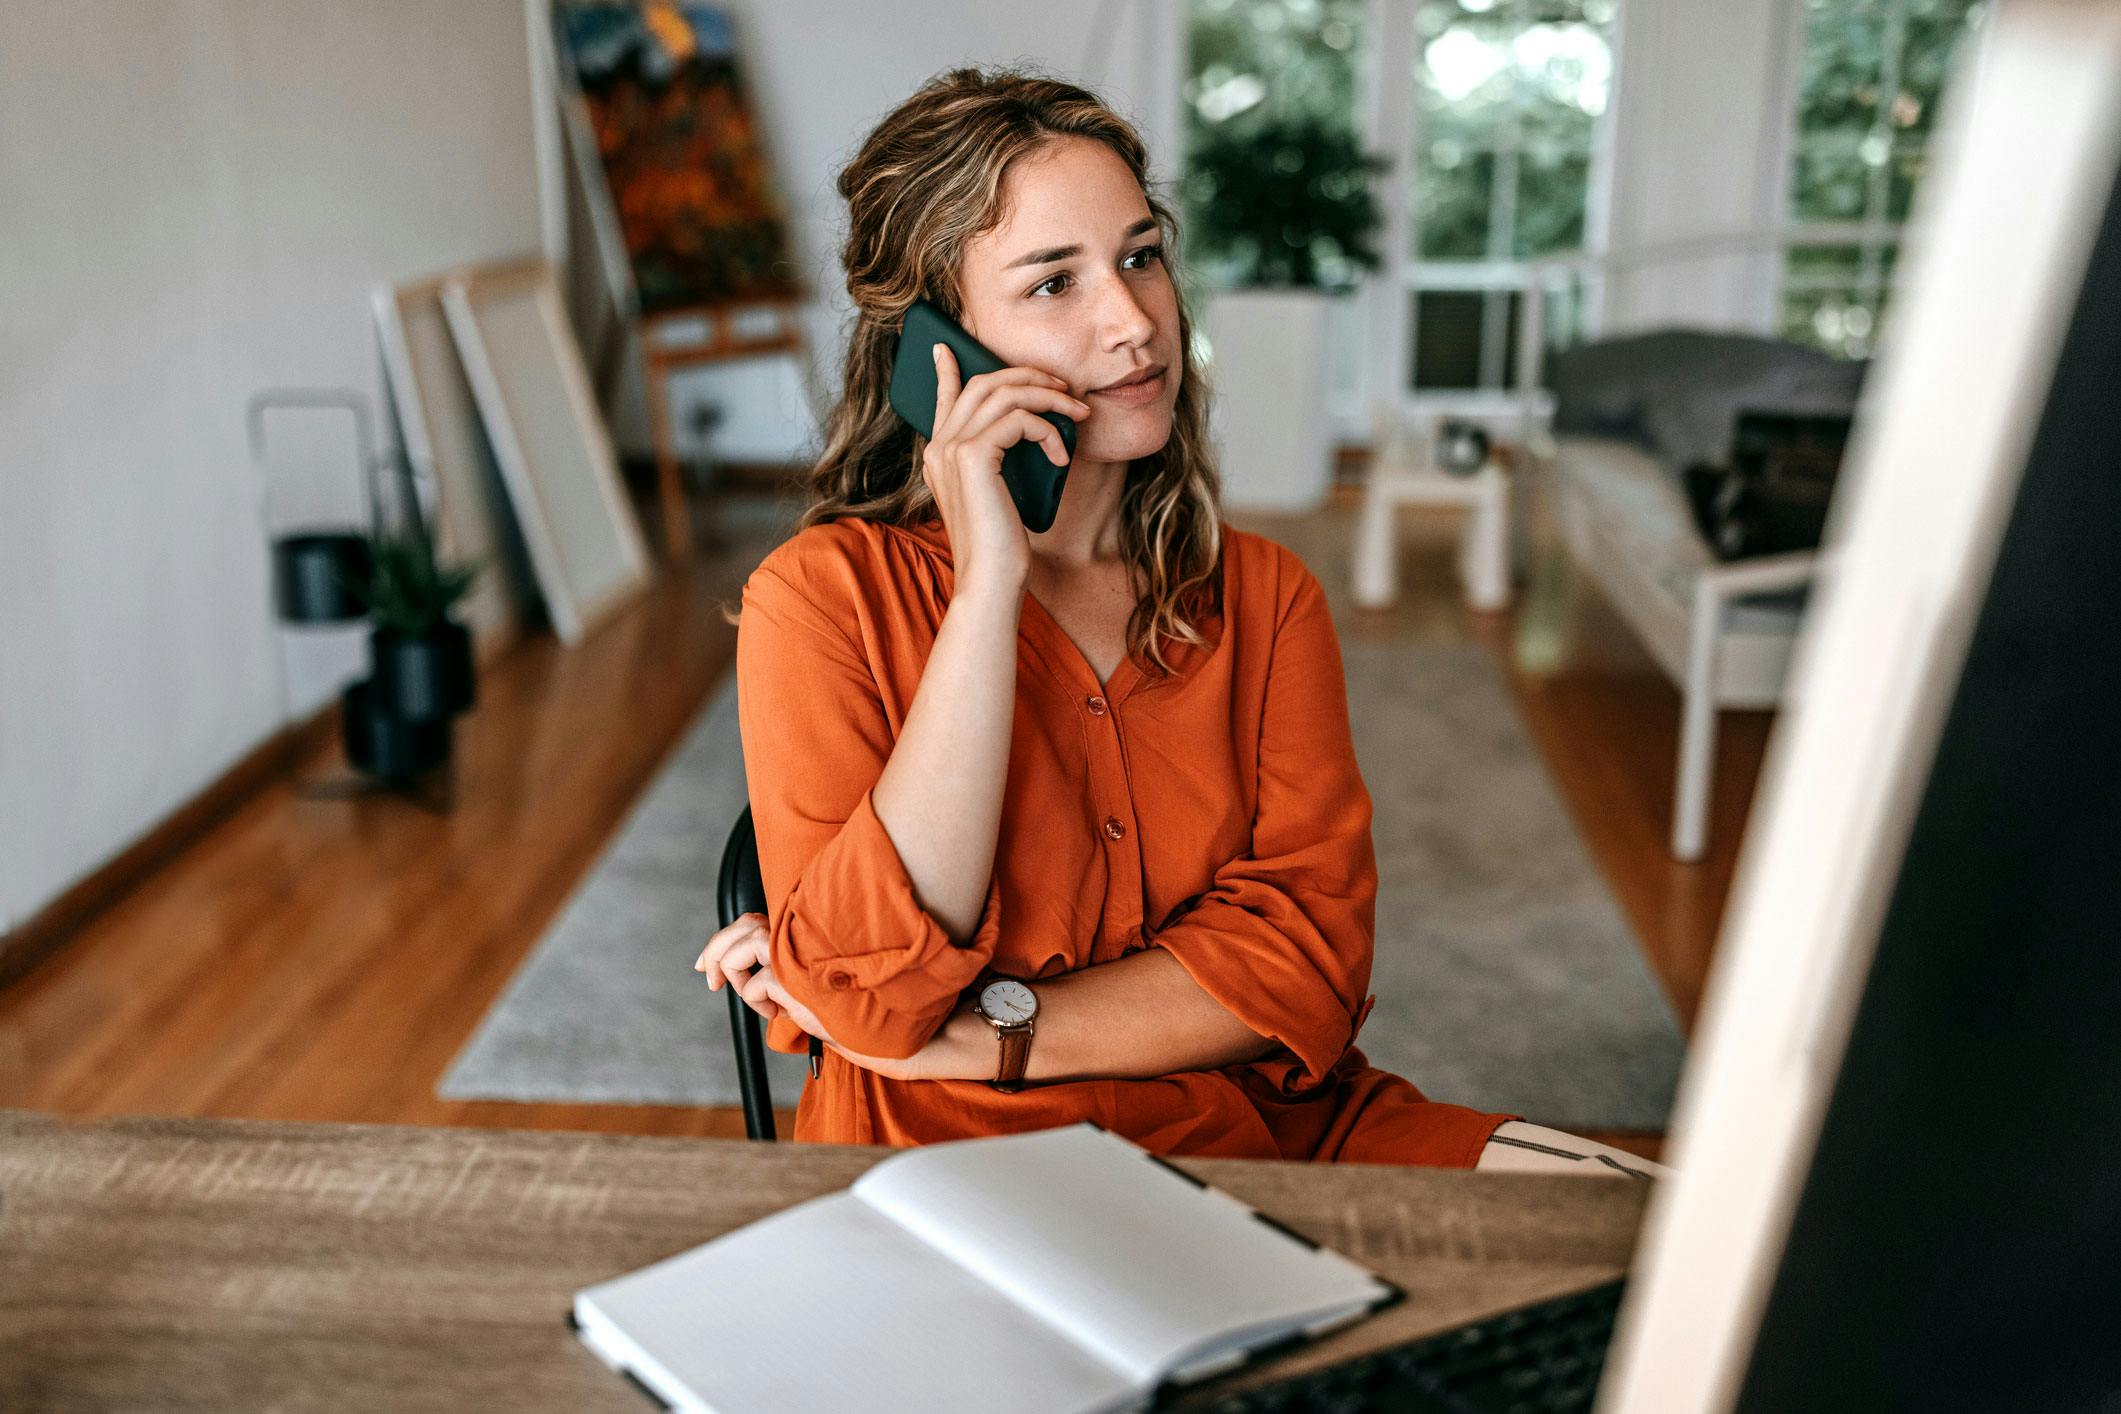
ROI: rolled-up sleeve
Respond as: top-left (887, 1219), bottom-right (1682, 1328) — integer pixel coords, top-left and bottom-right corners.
top-left (735, 562), bottom-right (1003, 1059)
top-left (1149, 564), bottom-right (1377, 1097)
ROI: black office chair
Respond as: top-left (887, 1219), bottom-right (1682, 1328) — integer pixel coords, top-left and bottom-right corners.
top-left (715, 805), bottom-right (781, 1141)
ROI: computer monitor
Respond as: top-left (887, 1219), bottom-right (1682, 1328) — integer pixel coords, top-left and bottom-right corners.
top-left (1599, 5), bottom-right (2121, 1410)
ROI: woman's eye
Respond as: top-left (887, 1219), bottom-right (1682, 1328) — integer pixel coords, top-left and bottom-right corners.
top-left (1028, 245), bottom-right (1166, 299)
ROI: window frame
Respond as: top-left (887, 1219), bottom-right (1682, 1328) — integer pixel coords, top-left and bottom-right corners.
top-left (1394, 0), bottom-right (1624, 403)
top-left (1767, 0), bottom-right (1988, 357)
top-left (1173, 0), bottom-right (1623, 424)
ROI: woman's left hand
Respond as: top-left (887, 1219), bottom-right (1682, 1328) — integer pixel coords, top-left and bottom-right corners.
top-left (814, 989), bottom-right (990, 1082)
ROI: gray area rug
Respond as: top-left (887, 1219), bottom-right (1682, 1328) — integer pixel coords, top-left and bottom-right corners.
top-left (441, 644), bottom-right (1683, 1131)
top-left (1340, 641), bottom-right (1683, 1129)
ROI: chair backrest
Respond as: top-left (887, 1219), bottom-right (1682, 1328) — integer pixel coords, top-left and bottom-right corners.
top-left (715, 805), bottom-right (779, 1141)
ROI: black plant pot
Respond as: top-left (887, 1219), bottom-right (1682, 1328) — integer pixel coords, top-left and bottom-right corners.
top-left (342, 679), bottom-right (452, 781)
top-left (273, 531), bottom-right (371, 624)
top-left (369, 620), bottom-right (475, 723)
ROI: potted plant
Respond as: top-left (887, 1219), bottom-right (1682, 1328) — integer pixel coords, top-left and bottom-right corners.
top-left (1183, 114), bottom-right (1387, 510)
top-left (349, 529), bottom-right (481, 724)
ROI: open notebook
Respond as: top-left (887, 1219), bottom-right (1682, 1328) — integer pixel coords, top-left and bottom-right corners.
top-left (571, 1122), bottom-right (1401, 1413)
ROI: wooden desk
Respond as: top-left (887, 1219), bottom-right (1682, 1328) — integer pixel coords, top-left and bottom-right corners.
top-left (0, 1111), bottom-right (1647, 1410)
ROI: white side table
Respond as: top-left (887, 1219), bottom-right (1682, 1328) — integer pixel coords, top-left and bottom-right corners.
top-left (1353, 446), bottom-right (1513, 611)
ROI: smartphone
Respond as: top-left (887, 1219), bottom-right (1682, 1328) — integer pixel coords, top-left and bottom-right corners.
top-left (888, 297), bottom-right (1075, 533)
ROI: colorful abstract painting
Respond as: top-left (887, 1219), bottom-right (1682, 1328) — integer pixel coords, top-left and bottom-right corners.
top-left (555, 1), bottom-right (798, 313)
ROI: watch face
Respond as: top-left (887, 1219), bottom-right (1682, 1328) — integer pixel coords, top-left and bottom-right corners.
top-left (980, 978), bottom-right (1037, 1025)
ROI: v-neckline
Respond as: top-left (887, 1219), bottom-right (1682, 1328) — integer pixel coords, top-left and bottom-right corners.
top-left (1021, 588), bottom-right (1140, 700)
top-left (894, 514), bottom-right (1226, 702)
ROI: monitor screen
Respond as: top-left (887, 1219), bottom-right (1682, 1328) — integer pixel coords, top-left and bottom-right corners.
top-left (1734, 130), bottom-right (2121, 1414)
top-left (1600, 7), bottom-right (2121, 1409)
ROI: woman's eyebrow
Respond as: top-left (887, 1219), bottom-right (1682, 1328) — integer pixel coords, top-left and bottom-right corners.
top-left (1005, 216), bottom-right (1160, 270)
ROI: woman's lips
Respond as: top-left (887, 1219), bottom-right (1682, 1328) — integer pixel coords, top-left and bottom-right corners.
top-left (1088, 369), bottom-right (1166, 406)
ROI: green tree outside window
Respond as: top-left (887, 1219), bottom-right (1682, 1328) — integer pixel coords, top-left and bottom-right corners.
top-left (1181, 0), bottom-right (1371, 295)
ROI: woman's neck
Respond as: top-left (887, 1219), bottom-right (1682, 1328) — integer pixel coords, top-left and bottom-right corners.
top-left (1026, 456), bottom-right (1127, 569)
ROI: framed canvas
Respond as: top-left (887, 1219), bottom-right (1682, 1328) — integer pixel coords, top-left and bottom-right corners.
top-left (372, 264), bottom-right (540, 659)
top-left (549, 1), bottom-right (799, 313)
top-left (442, 259), bottom-right (651, 647)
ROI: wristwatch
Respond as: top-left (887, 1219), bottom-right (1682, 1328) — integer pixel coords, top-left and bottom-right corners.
top-left (973, 975), bottom-right (1039, 1092)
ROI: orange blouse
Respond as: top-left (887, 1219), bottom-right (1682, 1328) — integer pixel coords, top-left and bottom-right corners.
top-left (734, 514), bottom-right (1515, 1167)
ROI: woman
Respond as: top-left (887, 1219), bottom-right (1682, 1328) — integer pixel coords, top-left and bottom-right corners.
top-left (697, 66), bottom-right (1658, 1177)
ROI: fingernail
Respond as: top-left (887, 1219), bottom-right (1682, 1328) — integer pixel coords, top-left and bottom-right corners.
top-left (932, 343), bottom-right (943, 362)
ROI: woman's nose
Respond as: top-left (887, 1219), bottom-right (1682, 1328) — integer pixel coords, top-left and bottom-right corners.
top-left (1094, 273), bottom-right (1156, 347)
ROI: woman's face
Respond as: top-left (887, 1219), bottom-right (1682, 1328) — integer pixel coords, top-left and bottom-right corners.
top-left (956, 136), bottom-right (1182, 467)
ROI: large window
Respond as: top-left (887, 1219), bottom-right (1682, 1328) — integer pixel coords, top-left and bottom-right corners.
top-left (1779, 0), bottom-right (1989, 357)
top-left (1182, 0), bottom-right (1612, 401)
top-left (1410, 0), bottom-right (1614, 391)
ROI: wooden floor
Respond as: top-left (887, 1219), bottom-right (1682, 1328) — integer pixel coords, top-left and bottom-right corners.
top-left (0, 475), bottom-right (1772, 1161)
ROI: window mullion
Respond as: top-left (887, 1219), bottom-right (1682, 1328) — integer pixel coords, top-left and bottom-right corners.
top-left (1864, 0), bottom-right (1909, 304)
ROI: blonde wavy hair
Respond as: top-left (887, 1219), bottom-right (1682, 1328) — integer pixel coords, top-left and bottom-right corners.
top-left (721, 64), bottom-right (1225, 679)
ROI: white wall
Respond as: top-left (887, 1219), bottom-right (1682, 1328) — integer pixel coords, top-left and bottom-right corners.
top-left (0, 0), bottom-right (542, 931)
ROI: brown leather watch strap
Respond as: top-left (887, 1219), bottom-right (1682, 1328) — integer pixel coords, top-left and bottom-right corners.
top-left (991, 1023), bottom-right (1033, 1093)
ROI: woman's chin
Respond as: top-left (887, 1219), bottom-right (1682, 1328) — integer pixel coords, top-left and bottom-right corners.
top-left (1073, 413), bottom-right (1175, 466)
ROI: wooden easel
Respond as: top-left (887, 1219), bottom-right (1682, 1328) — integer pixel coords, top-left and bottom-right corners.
top-left (638, 288), bottom-right (808, 560)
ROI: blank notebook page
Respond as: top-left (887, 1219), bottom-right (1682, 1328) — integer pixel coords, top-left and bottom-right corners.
top-left (853, 1124), bottom-right (1390, 1388)
top-left (576, 1189), bottom-right (1136, 1414)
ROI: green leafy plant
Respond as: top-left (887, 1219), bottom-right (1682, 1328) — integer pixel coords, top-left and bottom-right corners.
top-left (1182, 114), bottom-right (1388, 291)
top-left (344, 529), bottom-right (481, 637)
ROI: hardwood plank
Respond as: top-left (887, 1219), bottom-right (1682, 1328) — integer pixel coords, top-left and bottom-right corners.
top-left (0, 702), bottom-right (341, 987)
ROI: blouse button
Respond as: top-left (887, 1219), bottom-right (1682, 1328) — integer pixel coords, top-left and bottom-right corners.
top-left (1085, 695), bottom-right (1107, 716)
top-left (826, 969), bottom-right (853, 991)
top-left (1103, 817), bottom-right (1126, 841)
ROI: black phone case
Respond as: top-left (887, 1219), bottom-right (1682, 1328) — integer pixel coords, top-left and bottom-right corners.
top-left (888, 297), bottom-right (1074, 533)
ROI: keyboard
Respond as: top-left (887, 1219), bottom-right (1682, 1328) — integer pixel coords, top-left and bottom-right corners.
top-left (1192, 1278), bottom-right (1626, 1414)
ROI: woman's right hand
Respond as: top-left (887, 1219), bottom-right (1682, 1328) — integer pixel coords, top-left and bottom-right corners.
top-left (923, 342), bottom-right (1089, 596)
